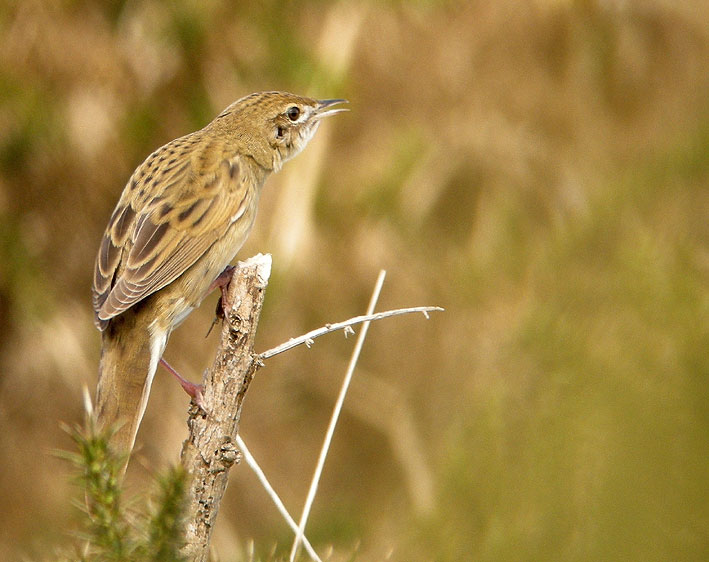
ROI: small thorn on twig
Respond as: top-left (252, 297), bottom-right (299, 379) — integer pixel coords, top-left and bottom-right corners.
top-left (422, 310), bottom-right (430, 319)
top-left (305, 338), bottom-right (315, 348)
top-left (206, 296), bottom-right (225, 337)
top-left (206, 318), bottom-right (219, 338)
top-left (344, 326), bottom-right (355, 338)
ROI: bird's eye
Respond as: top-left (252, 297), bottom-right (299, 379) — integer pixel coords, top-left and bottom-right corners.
top-left (286, 106), bottom-right (300, 121)
top-left (276, 126), bottom-right (286, 139)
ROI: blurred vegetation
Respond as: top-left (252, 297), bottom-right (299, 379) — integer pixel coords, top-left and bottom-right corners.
top-left (61, 421), bottom-right (187, 561)
top-left (0, 0), bottom-right (707, 560)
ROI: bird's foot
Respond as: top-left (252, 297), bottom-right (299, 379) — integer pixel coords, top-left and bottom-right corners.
top-left (159, 358), bottom-right (207, 413)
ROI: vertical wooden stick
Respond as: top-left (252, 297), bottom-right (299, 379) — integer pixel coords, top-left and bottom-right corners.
top-left (179, 254), bottom-right (272, 561)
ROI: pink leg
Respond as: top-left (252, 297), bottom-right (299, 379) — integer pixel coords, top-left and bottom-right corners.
top-left (207, 264), bottom-right (236, 295)
top-left (160, 358), bottom-right (206, 412)
top-left (163, 266), bottom-right (236, 402)
top-left (205, 265), bottom-right (237, 336)
top-left (160, 267), bottom-right (237, 409)
top-left (209, 265), bottom-right (237, 313)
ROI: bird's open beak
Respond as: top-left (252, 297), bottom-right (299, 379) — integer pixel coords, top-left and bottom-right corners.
top-left (315, 98), bottom-right (349, 119)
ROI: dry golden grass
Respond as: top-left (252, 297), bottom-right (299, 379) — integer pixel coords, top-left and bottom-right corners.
top-left (0, 1), bottom-right (707, 560)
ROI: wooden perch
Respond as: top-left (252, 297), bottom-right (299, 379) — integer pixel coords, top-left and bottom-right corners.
top-left (180, 253), bottom-right (272, 561)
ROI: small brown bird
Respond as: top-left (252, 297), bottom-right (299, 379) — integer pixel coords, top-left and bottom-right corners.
top-left (92, 92), bottom-right (347, 473)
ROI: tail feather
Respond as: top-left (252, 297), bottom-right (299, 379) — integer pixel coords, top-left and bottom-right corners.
top-left (95, 308), bottom-right (165, 478)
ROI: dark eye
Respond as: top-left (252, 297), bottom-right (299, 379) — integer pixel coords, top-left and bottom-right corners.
top-left (286, 106), bottom-right (300, 121)
top-left (276, 126), bottom-right (286, 139)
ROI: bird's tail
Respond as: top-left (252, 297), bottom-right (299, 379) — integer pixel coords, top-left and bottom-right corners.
top-left (95, 308), bottom-right (165, 478)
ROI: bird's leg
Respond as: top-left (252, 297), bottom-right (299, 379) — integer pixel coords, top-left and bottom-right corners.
top-left (160, 358), bottom-right (207, 412)
top-left (166, 266), bottom-right (237, 403)
top-left (209, 264), bottom-right (236, 310)
top-left (206, 265), bottom-right (237, 336)
top-left (208, 264), bottom-right (236, 295)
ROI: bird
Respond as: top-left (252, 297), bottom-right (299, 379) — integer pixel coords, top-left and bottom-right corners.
top-left (92, 91), bottom-right (347, 475)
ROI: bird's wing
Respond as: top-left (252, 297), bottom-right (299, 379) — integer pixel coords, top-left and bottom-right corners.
top-left (92, 143), bottom-right (249, 330)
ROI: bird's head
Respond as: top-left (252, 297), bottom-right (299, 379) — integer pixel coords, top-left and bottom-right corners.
top-left (212, 91), bottom-right (348, 171)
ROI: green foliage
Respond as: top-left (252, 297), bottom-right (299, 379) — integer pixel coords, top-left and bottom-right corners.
top-left (137, 467), bottom-right (188, 562)
top-left (61, 422), bottom-right (188, 562)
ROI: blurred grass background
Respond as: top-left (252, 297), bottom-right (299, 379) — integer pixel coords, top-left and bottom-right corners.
top-left (1, 0), bottom-right (708, 560)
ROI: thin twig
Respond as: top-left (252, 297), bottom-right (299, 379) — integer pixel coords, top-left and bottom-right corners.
top-left (235, 435), bottom-right (322, 562)
top-left (259, 306), bottom-right (443, 361)
top-left (290, 270), bottom-right (387, 562)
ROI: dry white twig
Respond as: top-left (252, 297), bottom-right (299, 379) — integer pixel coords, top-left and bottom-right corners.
top-left (235, 435), bottom-right (322, 562)
top-left (289, 270), bottom-right (387, 561)
top-left (260, 305), bottom-right (443, 361)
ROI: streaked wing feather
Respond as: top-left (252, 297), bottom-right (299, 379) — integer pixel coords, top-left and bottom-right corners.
top-left (92, 205), bottom-right (136, 325)
top-left (98, 236), bottom-right (212, 320)
top-left (93, 151), bottom-right (245, 327)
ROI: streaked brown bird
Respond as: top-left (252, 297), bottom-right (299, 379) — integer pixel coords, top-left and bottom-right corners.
top-left (92, 91), bottom-right (347, 474)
